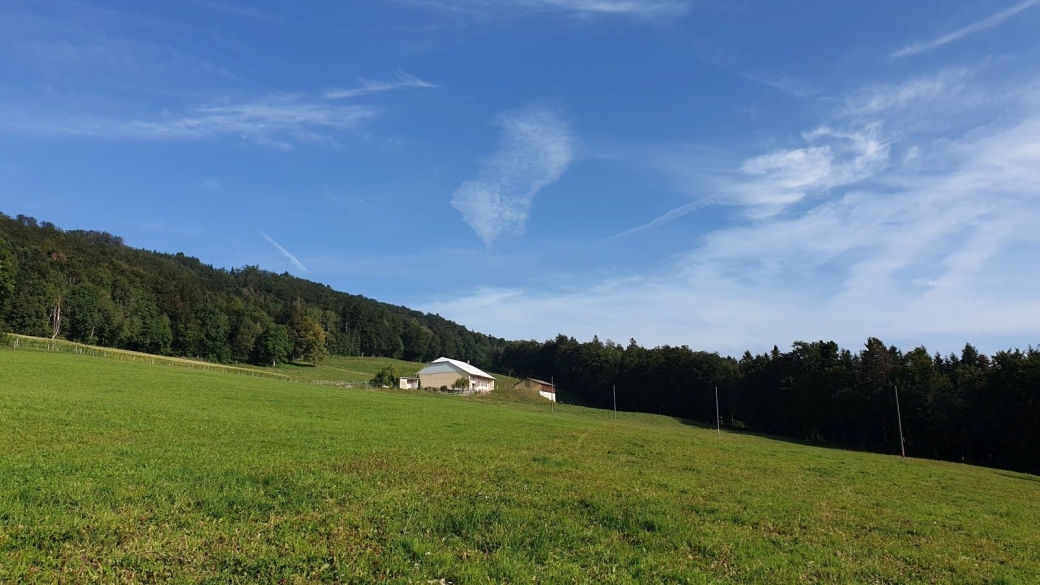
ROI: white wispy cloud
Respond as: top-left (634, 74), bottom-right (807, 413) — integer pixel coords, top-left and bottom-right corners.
top-left (324, 71), bottom-right (437, 100)
top-left (892, 0), bottom-right (1040, 58)
top-left (261, 232), bottom-right (309, 273)
top-left (451, 107), bottom-right (576, 245)
top-left (527, 0), bottom-right (686, 15)
top-left (607, 70), bottom-right (995, 240)
top-left (732, 69), bottom-right (820, 99)
top-left (605, 123), bottom-right (889, 237)
top-left (427, 75), bottom-right (1040, 355)
top-left (27, 96), bottom-right (376, 149)
top-left (1, 0), bottom-right (253, 93)
top-left (691, 43), bottom-right (819, 98)
top-left (394, 0), bottom-right (689, 19)
top-left (842, 70), bottom-right (970, 117)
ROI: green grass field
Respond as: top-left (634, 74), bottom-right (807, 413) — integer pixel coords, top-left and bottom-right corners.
top-left (0, 334), bottom-right (522, 391)
top-left (1, 348), bottom-right (1038, 583)
top-left (241, 355), bottom-right (522, 393)
top-left (240, 354), bottom-right (429, 385)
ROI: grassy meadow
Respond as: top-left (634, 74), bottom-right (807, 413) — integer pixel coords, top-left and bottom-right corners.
top-left (239, 355), bottom-right (522, 392)
top-left (1, 348), bottom-right (1038, 583)
top-left (238, 354), bottom-right (429, 386)
top-left (0, 333), bottom-right (522, 391)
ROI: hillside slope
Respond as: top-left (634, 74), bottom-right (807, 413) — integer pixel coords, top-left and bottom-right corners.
top-left (0, 212), bottom-right (506, 367)
top-left (1, 349), bottom-right (1037, 583)
top-left (4, 212), bottom-right (1039, 476)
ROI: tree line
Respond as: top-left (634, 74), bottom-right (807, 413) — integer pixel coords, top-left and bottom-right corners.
top-left (498, 335), bottom-right (1038, 474)
top-left (1, 212), bottom-right (1036, 474)
top-left (0, 213), bottom-right (503, 367)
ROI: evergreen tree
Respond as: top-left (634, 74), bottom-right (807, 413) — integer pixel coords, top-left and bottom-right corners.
top-left (0, 231), bottom-right (16, 326)
top-left (65, 283), bottom-right (105, 343)
top-left (253, 323), bottom-right (292, 367)
top-left (288, 299), bottom-right (327, 365)
top-left (194, 304), bottom-right (232, 362)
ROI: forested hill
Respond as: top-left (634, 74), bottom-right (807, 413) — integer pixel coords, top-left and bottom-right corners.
top-left (0, 212), bottom-right (506, 366)
top-left (1, 211), bottom-right (1038, 474)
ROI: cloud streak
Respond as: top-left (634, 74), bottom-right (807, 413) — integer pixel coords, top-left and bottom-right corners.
top-left (607, 123), bottom-right (889, 238)
top-left (730, 69), bottom-right (819, 99)
top-left (601, 189), bottom-right (730, 242)
top-left (607, 71), bottom-right (997, 241)
top-left (324, 71), bottom-right (437, 99)
top-left (261, 232), bottom-right (309, 273)
top-left (691, 44), bottom-right (819, 98)
top-left (24, 96), bottom-right (376, 149)
top-left (428, 74), bottom-right (1040, 356)
top-left (892, 0), bottom-right (1040, 58)
top-left (394, 0), bottom-right (689, 19)
top-left (842, 70), bottom-right (970, 117)
top-left (452, 107), bottom-right (575, 245)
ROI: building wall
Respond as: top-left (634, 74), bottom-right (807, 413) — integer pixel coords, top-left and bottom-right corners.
top-left (514, 379), bottom-right (538, 392)
top-left (419, 371), bottom-right (495, 393)
top-left (515, 379), bottom-right (553, 395)
top-left (419, 371), bottom-right (465, 390)
top-left (539, 390), bottom-right (557, 402)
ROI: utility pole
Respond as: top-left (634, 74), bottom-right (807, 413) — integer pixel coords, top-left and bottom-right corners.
top-left (715, 386), bottom-right (721, 437)
top-left (894, 385), bottom-right (906, 458)
top-left (613, 384), bottom-right (617, 420)
top-left (551, 376), bottom-right (554, 414)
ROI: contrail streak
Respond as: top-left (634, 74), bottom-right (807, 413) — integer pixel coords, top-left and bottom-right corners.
top-left (261, 231), bottom-right (308, 273)
top-left (892, 0), bottom-right (1040, 59)
top-left (600, 189), bottom-right (731, 244)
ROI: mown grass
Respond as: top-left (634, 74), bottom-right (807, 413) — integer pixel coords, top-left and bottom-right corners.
top-left (245, 355), bottom-right (430, 385)
top-left (0, 333), bottom-right (524, 392)
top-left (0, 334), bottom-right (292, 381)
top-left (1, 349), bottom-right (1038, 583)
top-left (251, 354), bottom-right (525, 397)
top-left (249, 354), bottom-right (524, 396)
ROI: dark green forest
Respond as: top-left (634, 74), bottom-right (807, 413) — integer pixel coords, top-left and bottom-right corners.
top-left (1, 212), bottom-right (1037, 474)
top-left (0, 213), bottom-right (505, 368)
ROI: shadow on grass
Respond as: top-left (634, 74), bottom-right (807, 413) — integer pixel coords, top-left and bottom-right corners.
top-left (995, 471), bottom-right (1040, 483)
top-left (671, 415), bottom-right (909, 457)
top-left (553, 389), bottom-right (596, 408)
top-left (671, 415), bottom-right (1040, 479)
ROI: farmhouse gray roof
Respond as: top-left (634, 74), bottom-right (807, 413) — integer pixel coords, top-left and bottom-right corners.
top-left (519, 377), bottom-right (555, 388)
top-left (417, 357), bottom-right (495, 380)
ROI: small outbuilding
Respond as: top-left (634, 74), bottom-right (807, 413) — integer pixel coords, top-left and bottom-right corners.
top-left (399, 377), bottom-right (420, 390)
top-left (515, 378), bottom-right (556, 402)
top-left (417, 357), bottom-right (495, 393)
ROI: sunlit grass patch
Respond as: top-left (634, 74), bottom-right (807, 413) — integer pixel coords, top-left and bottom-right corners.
top-left (1, 348), bottom-right (1038, 583)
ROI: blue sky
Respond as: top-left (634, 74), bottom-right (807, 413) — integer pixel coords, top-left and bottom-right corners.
top-left (2, 0), bottom-right (1039, 356)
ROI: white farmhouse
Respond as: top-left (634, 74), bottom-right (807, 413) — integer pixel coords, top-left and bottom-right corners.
top-left (417, 357), bottom-right (495, 393)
